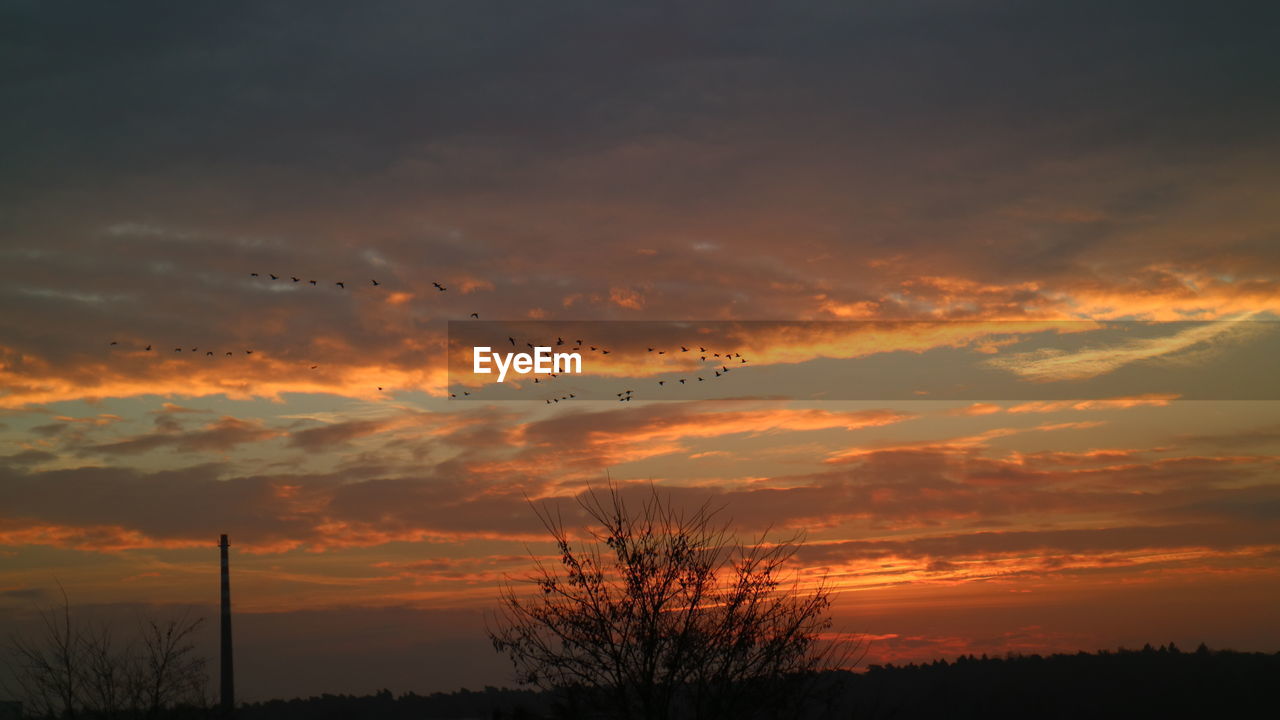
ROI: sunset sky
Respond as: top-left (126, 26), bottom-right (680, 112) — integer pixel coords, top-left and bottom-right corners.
top-left (2, 0), bottom-right (1279, 701)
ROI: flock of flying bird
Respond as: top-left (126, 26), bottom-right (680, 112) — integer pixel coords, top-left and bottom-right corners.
top-left (107, 270), bottom-right (754, 404)
top-left (246, 272), bottom-right (448, 292)
top-left (106, 272), bottom-right (456, 386)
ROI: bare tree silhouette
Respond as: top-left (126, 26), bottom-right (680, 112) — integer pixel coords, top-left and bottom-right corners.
top-left (7, 586), bottom-right (81, 718)
top-left (4, 586), bottom-right (208, 719)
top-left (490, 486), bottom-right (849, 720)
top-left (136, 612), bottom-right (208, 717)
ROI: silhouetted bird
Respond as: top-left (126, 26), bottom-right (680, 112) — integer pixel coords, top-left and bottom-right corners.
top-left (433, 282), bottom-right (446, 291)
top-left (309, 280), bottom-right (317, 285)
top-left (310, 365), bottom-right (318, 369)
top-left (371, 279), bottom-right (380, 286)
top-left (225, 352), bottom-right (232, 357)
top-left (145, 345), bottom-right (151, 351)
top-left (174, 348), bottom-right (181, 352)
top-left (109, 340), bottom-right (118, 346)
top-left (557, 337), bottom-right (564, 345)
top-left (697, 377), bottom-right (704, 381)
top-left (509, 337), bottom-right (516, 346)
top-left (740, 358), bottom-right (746, 363)
top-left (292, 277), bottom-right (300, 282)
top-left (269, 274), bottom-right (278, 280)
top-left (471, 313), bottom-right (480, 318)
top-left (602, 349), bottom-right (610, 354)
top-left (681, 346), bottom-right (689, 352)
top-left (658, 381), bottom-right (665, 386)
top-left (245, 350), bottom-right (253, 355)
top-left (336, 282), bottom-right (345, 289)
top-left (251, 273), bottom-right (259, 277)
top-left (206, 351), bottom-right (213, 356)
top-left (679, 379), bottom-right (686, 384)
top-left (648, 348), bottom-right (655, 352)
top-left (699, 347), bottom-right (706, 352)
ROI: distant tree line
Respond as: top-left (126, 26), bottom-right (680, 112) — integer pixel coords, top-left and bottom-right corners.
top-left (230, 646), bottom-right (1278, 720)
top-left (829, 642), bottom-right (1278, 718)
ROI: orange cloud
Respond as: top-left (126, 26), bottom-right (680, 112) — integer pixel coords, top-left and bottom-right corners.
top-left (609, 286), bottom-right (646, 310)
top-left (1007, 394), bottom-right (1180, 413)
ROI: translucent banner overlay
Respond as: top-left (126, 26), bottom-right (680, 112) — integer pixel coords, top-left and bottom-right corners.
top-left (447, 320), bottom-right (1280, 402)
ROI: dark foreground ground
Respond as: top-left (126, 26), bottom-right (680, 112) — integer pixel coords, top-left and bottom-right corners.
top-left (237, 645), bottom-right (1276, 719)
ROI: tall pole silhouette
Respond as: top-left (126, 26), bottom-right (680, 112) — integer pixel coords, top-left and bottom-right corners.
top-left (219, 534), bottom-right (235, 716)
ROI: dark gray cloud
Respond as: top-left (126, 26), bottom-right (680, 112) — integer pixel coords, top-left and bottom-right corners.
top-left (82, 416), bottom-right (280, 456)
top-left (0, 449), bottom-right (56, 466)
top-left (288, 419), bottom-right (395, 451)
top-left (4, 1), bottom-right (1277, 187)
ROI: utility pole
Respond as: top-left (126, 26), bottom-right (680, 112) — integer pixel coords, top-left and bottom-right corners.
top-left (219, 534), bottom-right (235, 716)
